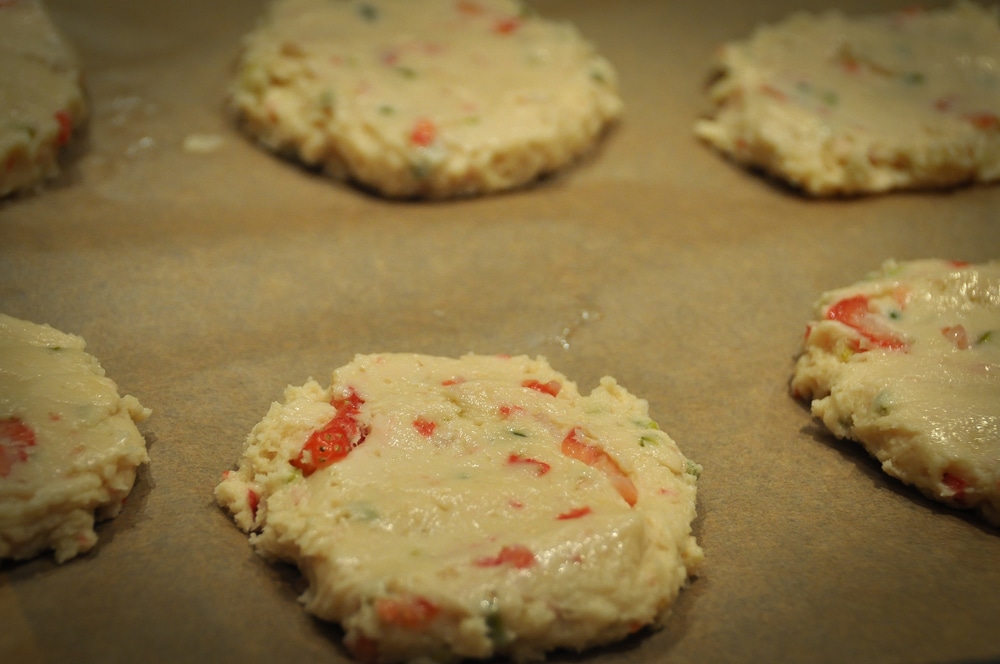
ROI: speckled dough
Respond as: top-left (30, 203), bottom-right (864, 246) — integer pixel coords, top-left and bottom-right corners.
top-left (229, 0), bottom-right (622, 199)
top-left (0, 315), bottom-right (151, 563)
top-left (791, 260), bottom-right (1000, 525)
top-left (696, 2), bottom-right (1000, 196)
top-left (0, 0), bottom-right (87, 198)
top-left (216, 353), bottom-right (702, 662)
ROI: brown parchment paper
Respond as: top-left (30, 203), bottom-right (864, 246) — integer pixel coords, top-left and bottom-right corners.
top-left (2, 0), bottom-right (999, 662)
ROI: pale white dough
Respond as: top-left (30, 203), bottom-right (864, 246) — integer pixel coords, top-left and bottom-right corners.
top-left (0, 0), bottom-right (87, 198)
top-left (216, 353), bottom-right (702, 662)
top-left (696, 2), bottom-right (1000, 196)
top-left (0, 314), bottom-right (151, 563)
top-left (229, 0), bottom-right (623, 199)
top-left (791, 260), bottom-right (1000, 525)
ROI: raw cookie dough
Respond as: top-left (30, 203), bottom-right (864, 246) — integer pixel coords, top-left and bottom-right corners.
top-left (0, 0), bottom-right (87, 198)
top-left (791, 260), bottom-right (1000, 525)
top-left (0, 314), bottom-right (151, 563)
top-left (216, 353), bottom-right (702, 662)
top-left (695, 2), bottom-right (1000, 196)
top-left (229, 0), bottom-right (623, 199)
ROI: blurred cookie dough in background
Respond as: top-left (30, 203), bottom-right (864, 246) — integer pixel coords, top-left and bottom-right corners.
top-left (0, 0), bottom-right (87, 198)
top-left (696, 3), bottom-right (1000, 196)
top-left (0, 314), bottom-right (151, 563)
top-left (228, 0), bottom-right (623, 199)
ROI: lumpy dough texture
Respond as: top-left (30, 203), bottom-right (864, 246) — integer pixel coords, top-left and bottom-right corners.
top-left (791, 260), bottom-right (1000, 525)
top-left (0, 314), bottom-right (151, 563)
top-left (229, 0), bottom-right (623, 199)
top-left (695, 2), bottom-right (1000, 196)
top-left (216, 353), bottom-right (702, 662)
top-left (0, 0), bottom-right (87, 198)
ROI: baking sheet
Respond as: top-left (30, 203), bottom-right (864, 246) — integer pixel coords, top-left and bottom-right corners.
top-left (2, 0), bottom-right (999, 662)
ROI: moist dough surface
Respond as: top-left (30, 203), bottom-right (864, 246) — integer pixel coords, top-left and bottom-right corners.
top-left (229, 0), bottom-right (623, 199)
top-left (791, 260), bottom-right (1000, 525)
top-left (0, 314), bottom-right (150, 563)
top-left (216, 353), bottom-right (702, 662)
top-left (695, 2), bottom-right (1000, 196)
top-left (0, 0), bottom-right (87, 198)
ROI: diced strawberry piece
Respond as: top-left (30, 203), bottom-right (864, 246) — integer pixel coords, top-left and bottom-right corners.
top-left (380, 50), bottom-right (400, 66)
top-left (375, 596), bottom-right (440, 629)
top-left (0, 417), bottom-right (35, 447)
top-left (493, 17), bottom-right (521, 34)
top-left (247, 489), bottom-right (260, 519)
top-left (409, 118), bottom-right (436, 146)
top-left (290, 388), bottom-right (367, 476)
top-left (826, 295), bottom-right (907, 350)
top-left (557, 506), bottom-right (592, 520)
top-left (332, 389), bottom-right (364, 413)
top-left (413, 417), bottom-right (436, 438)
top-left (0, 417), bottom-right (36, 477)
top-left (54, 111), bottom-right (72, 146)
top-left (498, 403), bottom-right (524, 419)
top-left (521, 379), bottom-right (561, 397)
top-left (941, 325), bottom-right (970, 350)
top-left (507, 453), bottom-right (550, 476)
top-left (933, 94), bottom-right (960, 112)
top-left (964, 112), bottom-right (1000, 131)
top-left (474, 544), bottom-right (535, 569)
top-left (943, 472), bottom-right (967, 501)
top-left (827, 295), bottom-right (870, 327)
top-left (561, 428), bottom-right (601, 464)
top-left (561, 428), bottom-right (638, 506)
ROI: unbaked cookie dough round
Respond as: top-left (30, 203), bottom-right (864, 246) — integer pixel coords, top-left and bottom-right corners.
top-left (229, 0), bottom-right (623, 199)
top-left (791, 260), bottom-right (1000, 525)
top-left (216, 353), bottom-right (702, 662)
top-left (0, 0), bottom-right (87, 198)
top-left (695, 2), bottom-right (1000, 196)
top-left (0, 314), bottom-right (151, 563)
